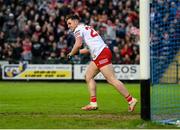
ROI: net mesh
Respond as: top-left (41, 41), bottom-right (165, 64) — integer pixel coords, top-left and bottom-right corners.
top-left (150, 0), bottom-right (180, 123)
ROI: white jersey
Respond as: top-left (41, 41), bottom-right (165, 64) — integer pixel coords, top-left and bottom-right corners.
top-left (74, 24), bottom-right (107, 60)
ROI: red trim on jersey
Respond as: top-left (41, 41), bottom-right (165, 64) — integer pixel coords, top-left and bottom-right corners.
top-left (93, 47), bottom-right (112, 69)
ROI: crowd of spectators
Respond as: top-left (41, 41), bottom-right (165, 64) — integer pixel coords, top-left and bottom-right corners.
top-left (0, 0), bottom-right (140, 64)
top-left (150, 0), bottom-right (180, 57)
top-left (150, 0), bottom-right (180, 84)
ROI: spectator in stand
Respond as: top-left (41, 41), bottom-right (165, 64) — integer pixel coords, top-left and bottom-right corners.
top-left (21, 36), bottom-right (32, 62)
top-left (0, 12), bottom-right (4, 30)
top-left (2, 42), bottom-right (13, 63)
top-left (102, 20), bottom-right (117, 51)
top-left (121, 43), bottom-right (133, 64)
top-left (112, 46), bottom-right (122, 64)
top-left (0, 31), bottom-right (5, 46)
top-left (58, 51), bottom-right (68, 64)
top-left (0, 46), bottom-right (3, 60)
top-left (48, 42), bottom-right (59, 61)
top-left (11, 37), bottom-right (23, 63)
top-left (17, 11), bottom-right (27, 33)
top-left (31, 35), bottom-right (43, 64)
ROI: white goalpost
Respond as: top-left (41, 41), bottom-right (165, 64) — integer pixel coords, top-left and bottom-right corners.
top-left (140, 0), bottom-right (151, 120)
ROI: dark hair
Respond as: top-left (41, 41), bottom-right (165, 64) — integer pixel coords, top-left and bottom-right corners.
top-left (65, 14), bottom-right (80, 21)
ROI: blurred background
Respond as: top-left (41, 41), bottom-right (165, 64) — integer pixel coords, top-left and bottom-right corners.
top-left (0, 0), bottom-right (140, 65)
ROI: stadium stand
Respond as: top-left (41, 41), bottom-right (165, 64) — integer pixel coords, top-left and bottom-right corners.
top-left (0, 0), bottom-right (139, 64)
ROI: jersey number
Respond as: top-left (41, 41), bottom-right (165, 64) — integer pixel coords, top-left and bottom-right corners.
top-left (85, 26), bottom-right (98, 38)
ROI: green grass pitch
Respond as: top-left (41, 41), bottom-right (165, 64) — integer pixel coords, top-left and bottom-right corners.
top-left (0, 82), bottom-right (177, 128)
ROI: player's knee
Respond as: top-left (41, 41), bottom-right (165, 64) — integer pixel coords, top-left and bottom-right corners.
top-left (106, 76), bottom-right (114, 84)
top-left (84, 74), bottom-right (92, 82)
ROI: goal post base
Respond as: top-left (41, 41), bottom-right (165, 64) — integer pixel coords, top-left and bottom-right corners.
top-left (140, 79), bottom-right (151, 120)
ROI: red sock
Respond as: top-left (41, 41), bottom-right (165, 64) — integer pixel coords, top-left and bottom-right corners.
top-left (90, 96), bottom-right (97, 102)
top-left (125, 94), bottom-right (132, 103)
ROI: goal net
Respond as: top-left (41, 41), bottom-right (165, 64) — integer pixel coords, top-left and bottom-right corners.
top-left (150, 0), bottom-right (180, 124)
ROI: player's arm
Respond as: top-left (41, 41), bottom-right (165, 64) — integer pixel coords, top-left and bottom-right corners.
top-left (79, 48), bottom-right (89, 54)
top-left (68, 36), bottom-right (82, 56)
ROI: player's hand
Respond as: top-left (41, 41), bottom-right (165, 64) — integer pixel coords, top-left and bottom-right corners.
top-left (67, 53), bottom-right (73, 60)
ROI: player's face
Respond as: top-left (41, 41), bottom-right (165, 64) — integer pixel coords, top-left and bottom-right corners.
top-left (67, 19), bottom-right (78, 31)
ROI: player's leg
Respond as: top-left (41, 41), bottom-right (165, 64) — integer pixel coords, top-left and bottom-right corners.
top-left (100, 64), bottom-right (128, 97)
top-left (82, 61), bottom-right (100, 110)
top-left (85, 61), bottom-right (99, 97)
top-left (100, 64), bottom-right (138, 112)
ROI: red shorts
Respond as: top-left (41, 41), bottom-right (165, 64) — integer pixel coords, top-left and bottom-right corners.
top-left (93, 47), bottom-right (112, 69)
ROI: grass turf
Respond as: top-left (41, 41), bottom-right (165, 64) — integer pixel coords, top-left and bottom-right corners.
top-left (0, 82), bottom-right (177, 128)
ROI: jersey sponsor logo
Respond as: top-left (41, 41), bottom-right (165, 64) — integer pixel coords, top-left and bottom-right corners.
top-left (99, 58), bottom-right (108, 65)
